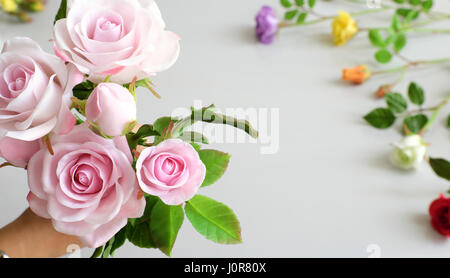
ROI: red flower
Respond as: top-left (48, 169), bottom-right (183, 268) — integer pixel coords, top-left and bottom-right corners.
top-left (429, 194), bottom-right (450, 236)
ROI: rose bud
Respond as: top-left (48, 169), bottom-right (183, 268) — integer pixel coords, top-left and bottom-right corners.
top-left (376, 84), bottom-right (393, 99)
top-left (85, 83), bottom-right (137, 137)
top-left (429, 194), bottom-right (450, 237)
top-left (391, 135), bottom-right (426, 170)
top-left (255, 6), bottom-right (279, 45)
top-left (342, 65), bottom-right (371, 84)
top-left (136, 139), bottom-right (206, 206)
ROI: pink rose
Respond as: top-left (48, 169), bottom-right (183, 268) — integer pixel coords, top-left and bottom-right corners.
top-left (136, 139), bottom-right (206, 205)
top-left (54, 0), bottom-right (180, 84)
top-left (0, 137), bottom-right (41, 168)
top-left (0, 37), bottom-right (78, 141)
top-left (85, 83), bottom-right (136, 137)
top-left (27, 124), bottom-right (145, 248)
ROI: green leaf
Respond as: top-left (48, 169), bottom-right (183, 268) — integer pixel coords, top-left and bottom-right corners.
top-left (394, 34), bottom-right (407, 52)
top-left (149, 200), bottom-right (184, 257)
top-left (447, 114), bottom-right (450, 128)
top-left (127, 196), bottom-right (159, 249)
top-left (294, 0), bottom-right (304, 6)
top-left (368, 29), bottom-right (387, 48)
top-left (364, 108), bottom-right (396, 129)
top-left (180, 131), bottom-right (209, 144)
top-left (396, 8), bottom-right (419, 20)
top-left (280, 0), bottom-right (293, 8)
top-left (422, 0), bottom-right (433, 12)
top-left (91, 246), bottom-right (104, 258)
top-left (385, 93), bottom-right (407, 114)
top-left (284, 10), bottom-right (298, 20)
top-left (153, 117), bottom-right (175, 135)
top-left (102, 237), bottom-right (115, 258)
top-left (296, 12), bottom-right (307, 24)
top-left (135, 124), bottom-right (159, 138)
top-left (391, 14), bottom-right (401, 32)
top-left (393, 0), bottom-right (405, 3)
top-left (73, 80), bottom-right (95, 100)
top-left (127, 220), bottom-right (155, 249)
top-left (109, 227), bottom-right (127, 257)
top-left (429, 158), bottom-right (450, 181)
top-left (405, 10), bottom-right (420, 21)
top-left (375, 49), bottom-right (392, 64)
top-left (191, 143), bottom-right (201, 152)
top-left (408, 82), bottom-right (425, 105)
top-left (54, 0), bottom-right (67, 25)
top-left (404, 114), bottom-right (428, 134)
top-left (126, 124), bottom-right (160, 150)
top-left (396, 8), bottom-right (411, 17)
top-left (198, 150), bottom-right (231, 187)
top-left (409, 0), bottom-right (421, 5)
top-left (185, 195), bottom-right (242, 244)
top-left (308, 0), bottom-right (316, 8)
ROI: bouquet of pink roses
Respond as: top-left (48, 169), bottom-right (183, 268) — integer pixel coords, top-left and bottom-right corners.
top-left (0, 0), bottom-right (257, 257)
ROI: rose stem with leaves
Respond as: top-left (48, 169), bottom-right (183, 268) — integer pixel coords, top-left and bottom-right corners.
top-left (278, 7), bottom-right (391, 28)
top-left (419, 94), bottom-right (450, 135)
top-left (371, 57), bottom-right (450, 76)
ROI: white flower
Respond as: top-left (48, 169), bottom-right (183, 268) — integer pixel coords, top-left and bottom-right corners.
top-left (391, 135), bottom-right (426, 170)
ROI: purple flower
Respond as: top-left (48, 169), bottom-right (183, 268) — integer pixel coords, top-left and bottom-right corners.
top-left (255, 6), bottom-right (279, 44)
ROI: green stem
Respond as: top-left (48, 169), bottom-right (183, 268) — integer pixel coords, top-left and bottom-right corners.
top-left (420, 95), bottom-right (450, 134)
top-left (408, 28), bottom-right (450, 34)
top-left (279, 7), bottom-right (391, 28)
top-left (372, 57), bottom-right (450, 75)
top-left (410, 14), bottom-right (450, 28)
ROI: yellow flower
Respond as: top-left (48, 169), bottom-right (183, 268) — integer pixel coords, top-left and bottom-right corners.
top-left (21, 0), bottom-right (45, 12)
top-left (0, 0), bottom-right (18, 12)
top-left (332, 11), bottom-right (358, 46)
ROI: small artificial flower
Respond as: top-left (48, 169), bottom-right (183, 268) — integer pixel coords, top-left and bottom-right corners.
top-left (429, 194), bottom-right (450, 237)
top-left (0, 0), bottom-right (17, 12)
top-left (21, 0), bottom-right (45, 12)
top-left (342, 65), bottom-right (371, 84)
top-left (332, 11), bottom-right (358, 46)
top-left (391, 135), bottom-right (427, 170)
top-left (255, 6), bottom-right (279, 44)
top-left (376, 84), bottom-right (393, 99)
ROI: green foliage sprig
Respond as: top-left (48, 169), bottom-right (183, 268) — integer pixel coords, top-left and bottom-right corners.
top-left (90, 104), bottom-right (258, 258)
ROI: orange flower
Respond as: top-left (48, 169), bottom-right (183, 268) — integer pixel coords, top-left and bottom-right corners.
top-left (375, 84), bottom-right (393, 99)
top-left (342, 65), bottom-right (371, 84)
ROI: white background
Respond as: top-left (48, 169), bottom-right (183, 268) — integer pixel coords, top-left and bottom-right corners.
top-left (1, 0), bottom-right (450, 258)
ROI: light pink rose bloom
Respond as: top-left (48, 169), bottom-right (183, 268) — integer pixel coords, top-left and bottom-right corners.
top-left (27, 124), bottom-right (145, 248)
top-left (54, 0), bottom-right (180, 84)
top-left (0, 137), bottom-right (41, 168)
top-left (136, 139), bottom-right (206, 205)
top-left (0, 37), bottom-right (80, 142)
top-left (85, 83), bottom-right (136, 137)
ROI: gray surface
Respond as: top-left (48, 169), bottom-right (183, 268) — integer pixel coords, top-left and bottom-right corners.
top-left (1, 0), bottom-right (450, 258)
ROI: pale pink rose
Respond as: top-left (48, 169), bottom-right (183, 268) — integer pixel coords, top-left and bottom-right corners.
top-left (85, 83), bottom-right (136, 137)
top-left (0, 137), bottom-right (41, 168)
top-left (0, 37), bottom-right (78, 142)
top-left (54, 0), bottom-right (180, 84)
top-left (136, 139), bottom-right (206, 205)
top-left (27, 124), bottom-right (145, 248)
